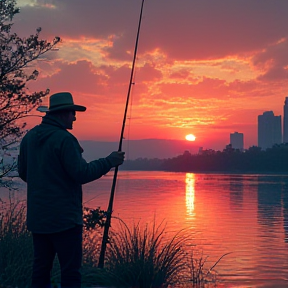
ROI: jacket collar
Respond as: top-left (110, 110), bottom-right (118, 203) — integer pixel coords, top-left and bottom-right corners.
top-left (41, 114), bottom-right (67, 130)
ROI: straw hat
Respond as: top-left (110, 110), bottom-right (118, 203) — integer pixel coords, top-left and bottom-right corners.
top-left (37, 92), bottom-right (86, 112)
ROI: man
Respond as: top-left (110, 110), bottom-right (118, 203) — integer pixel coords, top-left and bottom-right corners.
top-left (18, 92), bottom-right (125, 288)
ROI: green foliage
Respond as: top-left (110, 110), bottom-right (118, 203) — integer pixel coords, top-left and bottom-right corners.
top-left (83, 207), bottom-right (107, 230)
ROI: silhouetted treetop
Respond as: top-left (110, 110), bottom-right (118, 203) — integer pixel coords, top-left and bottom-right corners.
top-left (0, 0), bottom-right (60, 181)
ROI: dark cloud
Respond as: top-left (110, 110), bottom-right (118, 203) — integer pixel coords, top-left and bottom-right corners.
top-left (136, 63), bottom-right (163, 82)
top-left (253, 39), bottom-right (288, 81)
top-left (141, 0), bottom-right (288, 60)
top-left (14, 0), bottom-right (288, 62)
top-left (14, 0), bottom-right (142, 40)
top-left (102, 64), bottom-right (131, 85)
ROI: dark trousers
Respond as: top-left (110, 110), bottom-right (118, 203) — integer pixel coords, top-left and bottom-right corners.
top-left (32, 225), bottom-right (82, 288)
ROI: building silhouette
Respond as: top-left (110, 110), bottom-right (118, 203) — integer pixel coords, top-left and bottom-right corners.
top-left (284, 97), bottom-right (288, 143)
top-left (230, 132), bottom-right (244, 151)
top-left (258, 111), bottom-right (281, 150)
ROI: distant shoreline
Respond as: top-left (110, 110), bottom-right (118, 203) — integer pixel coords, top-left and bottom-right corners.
top-left (119, 168), bottom-right (288, 175)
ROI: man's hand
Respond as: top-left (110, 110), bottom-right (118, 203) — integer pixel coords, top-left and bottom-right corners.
top-left (106, 151), bottom-right (125, 167)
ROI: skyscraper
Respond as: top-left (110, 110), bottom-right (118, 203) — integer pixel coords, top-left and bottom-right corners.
top-left (284, 97), bottom-right (288, 143)
top-left (230, 132), bottom-right (244, 151)
top-left (258, 111), bottom-right (282, 150)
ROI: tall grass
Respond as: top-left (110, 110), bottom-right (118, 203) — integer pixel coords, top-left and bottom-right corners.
top-left (0, 196), bottom-right (61, 288)
top-left (0, 200), bottom-right (225, 288)
top-left (0, 197), bottom-right (33, 287)
top-left (81, 218), bottom-right (226, 288)
top-left (104, 220), bottom-right (189, 288)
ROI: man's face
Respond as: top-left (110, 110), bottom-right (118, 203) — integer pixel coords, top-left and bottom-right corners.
top-left (63, 110), bottom-right (76, 130)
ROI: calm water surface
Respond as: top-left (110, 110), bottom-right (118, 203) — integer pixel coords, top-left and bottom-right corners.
top-left (82, 171), bottom-right (288, 288)
top-left (2, 171), bottom-right (287, 287)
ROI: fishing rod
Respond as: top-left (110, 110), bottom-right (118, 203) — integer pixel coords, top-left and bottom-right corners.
top-left (98, 0), bottom-right (145, 268)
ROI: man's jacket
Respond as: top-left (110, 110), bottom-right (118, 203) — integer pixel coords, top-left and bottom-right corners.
top-left (18, 114), bottom-right (112, 233)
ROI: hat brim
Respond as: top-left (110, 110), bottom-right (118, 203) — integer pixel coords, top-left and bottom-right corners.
top-left (37, 104), bottom-right (86, 113)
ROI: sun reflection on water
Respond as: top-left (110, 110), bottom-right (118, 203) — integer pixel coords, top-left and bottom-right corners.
top-left (185, 173), bottom-right (195, 217)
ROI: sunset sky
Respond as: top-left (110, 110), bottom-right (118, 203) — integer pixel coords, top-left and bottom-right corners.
top-left (14, 0), bottom-right (288, 150)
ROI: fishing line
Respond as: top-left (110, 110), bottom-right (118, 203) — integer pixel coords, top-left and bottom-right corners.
top-left (83, 192), bottom-right (107, 206)
top-left (125, 71), bottom-right (137, 162)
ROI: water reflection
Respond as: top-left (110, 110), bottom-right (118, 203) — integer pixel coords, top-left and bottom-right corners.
top-left (185, 173), bottom-right (195, 217)
top-left (282, 183), bottom-right (288, 243)
top-left (229, 175), bottom-right (244, 210)
top-left (257, 177), bottom-right (282, 228)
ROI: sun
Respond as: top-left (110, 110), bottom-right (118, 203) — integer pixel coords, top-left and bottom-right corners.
top-left (185, 134), bottom-right (196, 141)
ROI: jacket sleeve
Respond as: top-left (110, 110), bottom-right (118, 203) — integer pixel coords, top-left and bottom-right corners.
top-left (17, 140), bottom-right (27, 182)
top-left (60, 134), bottom-right (112, 184)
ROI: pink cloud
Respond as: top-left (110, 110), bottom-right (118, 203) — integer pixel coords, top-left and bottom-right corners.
top-left (159, 77), bottom-right (228, 99)
top-left (33, 60), bottom-right (106, 94)
top-left (169, 69), bottom-right (190, 79)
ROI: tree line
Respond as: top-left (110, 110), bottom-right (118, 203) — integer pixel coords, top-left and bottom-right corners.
top-left (0, 0), bottom-right (60, 184)
top-left (121, 143), bottom-right (288, 173)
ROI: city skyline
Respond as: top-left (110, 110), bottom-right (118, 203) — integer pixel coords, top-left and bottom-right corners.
top-left (254, 96), bottom-right (288, 150)
top-left (284, 97), bottom-right (288, 143)
top-left (230, 132), bottom-right (244, 151)
top-left (211, 96), bottom-right (287, 151)
top-left (258, 111), bottom-right (281, 150)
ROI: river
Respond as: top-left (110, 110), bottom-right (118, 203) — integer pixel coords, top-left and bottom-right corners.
top-left (2, 171), bottom-right (288, 287)
top-left (83, 171), bottom-right (288, 288)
